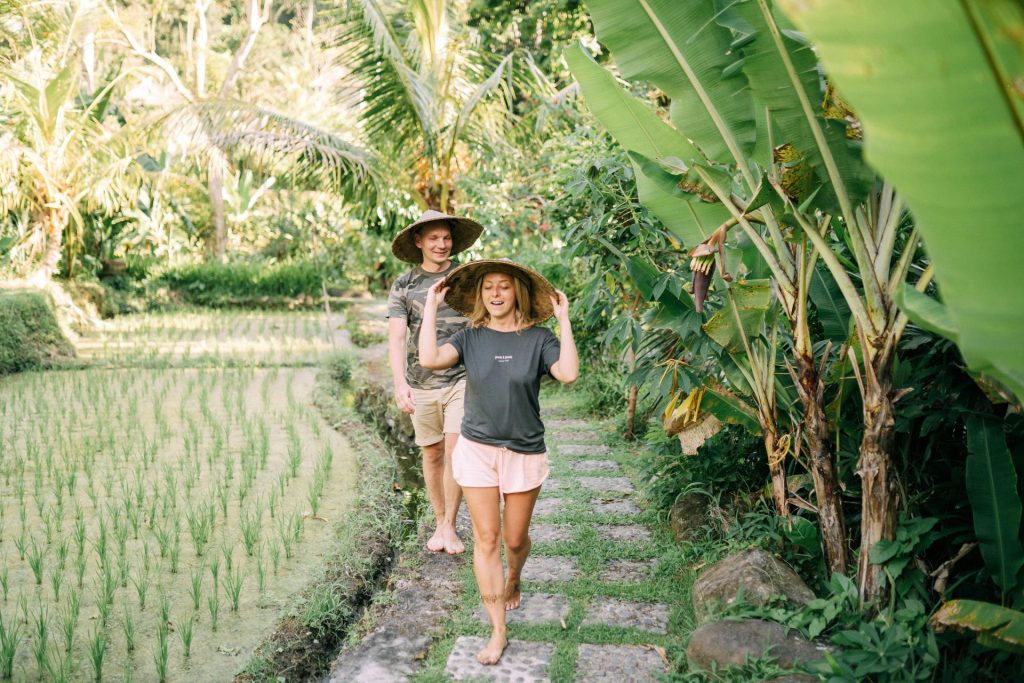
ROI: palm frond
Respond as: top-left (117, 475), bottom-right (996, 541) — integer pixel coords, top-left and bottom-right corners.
top-left (335, 0), bottom-right (438, 149)
top-left (157, 100), bottom-right (379, 204)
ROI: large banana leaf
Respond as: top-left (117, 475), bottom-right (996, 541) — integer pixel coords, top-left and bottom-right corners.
top-left (931, 599), bottom-right (1024, 655)
top-left (965, 414), bottom-right (1024, 597)
top-left (565, 45), bottom-right (730, 246)
top-left (717, 0), bottom-right (868, 209)
top-left (778, 0), bottom-right (1024, 401)
top-left (702, 279), bottom-right (773, 354)
top-left (584, 0), bottom-right (757, 166)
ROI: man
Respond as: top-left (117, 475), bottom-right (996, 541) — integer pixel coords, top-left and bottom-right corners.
top-left (387, 209), bottom-right (483, 554)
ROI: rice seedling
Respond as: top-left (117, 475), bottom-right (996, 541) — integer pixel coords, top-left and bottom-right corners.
top-left (0, 613), bottom-right (20, 679)
top-left (74, 553), bottom-right (87, 589)
top-left (49, 564), bottom-right (63, 600)
top-left (58, 591), bottom-right (78, 653)
top-left (0, 568), bottom-right (7, 602)
top-left (269, 541), bottom-right (281, 574)
top-left (224, 564), bottom-right (244, 611)
top-left (207, 594), bottom-right (220, 631)
top-left (131, 568), bottom-right (149, 611)
top-left (121, 607), bottom-right (135, 653)
top-left (287, 425), bottom-right (302, 478)
top-left (26, 538), bottom-right (45, 585)
top-left (178, 613), bottom-right (194, 658)
top-left (189, 565), bottom-right (203, 611)
top-left (158, 590), bottom-right (171, 627)
top-left (31, 603), bottom-right (49, 677)
top-left (55, 539), bottom-right (68, 575)
top-left (208, 554), bottom-right (221, 592)
top-left (13, 529), bottom-right (26, 561)
top-left (240, 504), bottom-right (262, 556)
top-left (255, 555), bottom-right (266, 594)
top-left (169, 535), bottom-right (181, 574)
top-left (88, 624), bottom-right (106, 682)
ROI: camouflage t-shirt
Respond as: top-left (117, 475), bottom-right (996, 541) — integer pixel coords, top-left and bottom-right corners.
top-left (387, 262), bottom-right (468, 390)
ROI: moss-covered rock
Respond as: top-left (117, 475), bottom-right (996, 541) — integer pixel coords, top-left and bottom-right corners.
top-left (0, 289), bottom-right (75, 374)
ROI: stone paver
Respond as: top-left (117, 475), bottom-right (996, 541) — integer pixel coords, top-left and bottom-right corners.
top-left (582, 597), bottom-right (670, 634)
top-left (574, 644), bottom-right (669, 682)
top-left (547, 418), bottom-right (589, 430)
top-left (446, 637), bottom-right (555, 682)
top-left (591, 498), bottom-right (641, 515)
top-left (476, 593), bottom-right (570, 625)
top-left (543, 478), bottom-right (564, 492)
top-left (559, 444), bottom-right (612, 456)
top-left (551, 430), bottom-right (604, 443)
top-left (595, 524), bottom-right (652, 542)
top-left (598, 559), bottom-right (656, 583)
top-left (327, 632), bottom-right (429, 682)
top-left (522, 555), bottom-right (579, 582)
top-left (578, 476), bottom-right (635, 493)
top-left (568, 459), bottom-right (622, 473)
top-left (532, 497), bottom-right (567, 517)
top-left (531, 523), bottom-right (575, 543)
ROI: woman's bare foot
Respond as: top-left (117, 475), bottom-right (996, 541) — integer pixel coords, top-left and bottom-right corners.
top-left (442, 525), bottom-right (465, 554)
top-left (426, 526), bottom-right (445, 552)
top-left (476, 630), bottom-right (508, 665)
top-left (504, 578), bottom-right (521, 611)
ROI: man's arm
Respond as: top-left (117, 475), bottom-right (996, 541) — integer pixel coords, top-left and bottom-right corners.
top-left (388, 316), bottom-right (416, 414)
top-left (419, 280), bottom-right (461, 369)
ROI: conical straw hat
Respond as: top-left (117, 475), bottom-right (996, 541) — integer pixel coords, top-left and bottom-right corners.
top-left (391, 209), bottom-right (484, 264)
top-left (442, 259), bottom-right (556, 323)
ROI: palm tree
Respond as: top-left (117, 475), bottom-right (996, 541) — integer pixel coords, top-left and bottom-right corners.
top-left (335, 0), bottom-right (520, 213)
top-left (1, 57), bottom-right (140, 283)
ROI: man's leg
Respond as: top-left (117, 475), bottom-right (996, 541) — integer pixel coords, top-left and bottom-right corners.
top-left (502, 486), bottom-right (541, 610)
top-left (421, 439), bottom-right (447, 552)
top-left (440, 432), bottom-right (464, 554)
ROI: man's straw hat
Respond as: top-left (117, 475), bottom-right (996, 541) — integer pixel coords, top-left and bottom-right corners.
top-left (442, 259), bottom-right (556, 323)
top-left (391, 209), bottom-right (484, 264)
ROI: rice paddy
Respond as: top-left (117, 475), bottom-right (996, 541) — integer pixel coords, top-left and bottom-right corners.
top-left (0, 308), bottom-right (359, 681)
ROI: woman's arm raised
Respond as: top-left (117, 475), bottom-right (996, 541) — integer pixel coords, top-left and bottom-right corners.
top-left (548, 290), bottom-right (579, 383)
top-left (418, 279), bottom-right (462, 370)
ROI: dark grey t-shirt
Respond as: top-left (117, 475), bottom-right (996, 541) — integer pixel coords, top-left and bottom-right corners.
top-left (447, 326), bottom-right (561, 454)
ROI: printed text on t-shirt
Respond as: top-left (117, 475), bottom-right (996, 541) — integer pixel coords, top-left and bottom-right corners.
top-left (495, 355), bottom-right (512, 363)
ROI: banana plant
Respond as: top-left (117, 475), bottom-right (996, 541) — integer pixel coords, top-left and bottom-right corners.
top-left (778, 0), bottom-right (1024, 404)
top-left (570, 0), bottom-right (938, 601)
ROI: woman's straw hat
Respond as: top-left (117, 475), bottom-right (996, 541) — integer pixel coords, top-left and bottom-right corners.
top-left (391, 209), bottom-right (484, 264)
top-left (442, 259), bottom-right (557, 323)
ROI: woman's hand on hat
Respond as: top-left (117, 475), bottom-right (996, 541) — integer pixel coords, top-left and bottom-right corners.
top-left (551, 289), bottom-right (569, 322)
top-left (426, 279), bottom-right (449, 309)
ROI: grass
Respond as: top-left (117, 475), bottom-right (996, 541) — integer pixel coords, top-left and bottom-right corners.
top-left (0, 289), bottom-right (74, 375)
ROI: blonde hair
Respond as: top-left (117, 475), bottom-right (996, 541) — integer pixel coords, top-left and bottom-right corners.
top-left (468, 269), bottom-right (535, 330)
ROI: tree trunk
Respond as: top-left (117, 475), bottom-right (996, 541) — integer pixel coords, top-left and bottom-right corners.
top-left (207, 153), bottom-right (226, 260)
top-left (856, 349), bottom-right (897, 605)
top-left (797, 354), bottom-right (849, 575)
top-left (30, 205), bottom-right (68, 284)
top-left (765, 430), bottom-right (789, 517)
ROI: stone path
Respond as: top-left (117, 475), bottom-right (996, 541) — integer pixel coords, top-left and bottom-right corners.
top-left (329, 398), bottom-right (675, 682)
top-left (440, 404), bottom-right (672, 682)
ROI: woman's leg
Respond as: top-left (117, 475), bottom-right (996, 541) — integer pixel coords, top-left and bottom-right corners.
top-left (502, 486), bottom-right (541, 610)
top-left (462, 485), bottom-right (508, 664)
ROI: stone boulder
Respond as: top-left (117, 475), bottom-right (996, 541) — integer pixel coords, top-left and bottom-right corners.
top-left (669, 492), bottom-right (710, 543)
top-left (692, 549), bottom-right (815, 620)
top-left (687, 619), bottom-right (828, 672)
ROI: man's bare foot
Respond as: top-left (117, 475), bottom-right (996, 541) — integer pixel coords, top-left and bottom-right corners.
top-left (426, 526), bottom-right (445, 552)
top-left (504, 578), bottom-right (521, 611)
top-left (442, 525), bottom-right (465, 555)
top-left (476, 631), bottom-right (508, 665)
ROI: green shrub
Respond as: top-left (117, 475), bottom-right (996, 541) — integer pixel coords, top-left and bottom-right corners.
top-left (0, 290), bottom-right (74, 374)
top-left (156, 261), bottom-right (324, 306)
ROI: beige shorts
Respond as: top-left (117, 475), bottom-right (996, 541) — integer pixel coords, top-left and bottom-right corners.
top-left (410, 379), bottom-right (466, 446)
top-left (452, 436), bottom-right (550, 495)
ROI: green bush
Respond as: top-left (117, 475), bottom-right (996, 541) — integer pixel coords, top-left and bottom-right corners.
top-left (155, 261), bottom-right (324, 306)
top-left (0, 290), bottom-right (74, 374)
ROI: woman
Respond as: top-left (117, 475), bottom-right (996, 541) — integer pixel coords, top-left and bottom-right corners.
top-left (419, 259), bottom-right (579, 665)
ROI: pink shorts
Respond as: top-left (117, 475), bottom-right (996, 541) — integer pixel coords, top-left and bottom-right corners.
top-left (452, 437), bottom-right (550, 495)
